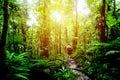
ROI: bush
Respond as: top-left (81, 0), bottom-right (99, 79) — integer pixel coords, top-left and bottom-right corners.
top-left (6, 51), bottom-right (30, 80)
top-left (28, 58), bottom-right (54, 80)
top-left (53, 66), bottom-right (77, 80)
top-left (84, 37), bottom-right (120, 80)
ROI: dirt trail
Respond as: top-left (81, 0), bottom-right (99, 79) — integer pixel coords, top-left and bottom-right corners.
top-left (66, 58), bottom-right (90, 80)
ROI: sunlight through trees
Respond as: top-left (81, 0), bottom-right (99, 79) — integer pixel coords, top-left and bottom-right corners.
top-left (0, 0), bottom-right (120, 80)
top-left (51, 11), bottom-right (63, 23)
top-left (75, 0), bottom-right (91, 15)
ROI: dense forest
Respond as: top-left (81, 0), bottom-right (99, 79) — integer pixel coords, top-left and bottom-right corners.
top-left (0, 0), bottom-right (120, 80)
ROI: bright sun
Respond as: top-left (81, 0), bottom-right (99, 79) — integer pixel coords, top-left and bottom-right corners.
top-left (116, 0), bottom-right (120, 3)
top-left (76, 0), bottom-right (91, 15)
top-left (51, 11), bottom-right (63, 22)
top-left (26, 0), bottom-right (38, 27)
top-left (26, 0), bottom-right (91, 27)
top-left (27, 10), bottom-right (36, 27)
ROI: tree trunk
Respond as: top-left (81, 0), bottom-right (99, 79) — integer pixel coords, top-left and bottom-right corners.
top-left (41, 0), bottom-right (50, 57)
top-left (59, 24), bottom-right (61, 54)
top-left (65, 27), bottom-right (68, 43)
top-left (113, 0), bottom-right (116, 17)
top-left (0, 0), bottom-right (9, 79)
top-left (99, 0), bottom-right (107, 42)
top-left (73, 0), bottom-right (78, 50)
top-left (22, 0), bottom-right (27, 52)
top-left (22, 25), bottom-right (26, 52)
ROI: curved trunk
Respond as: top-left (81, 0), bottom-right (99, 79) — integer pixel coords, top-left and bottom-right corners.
top-left (0, 0), bottom-right (9, 79)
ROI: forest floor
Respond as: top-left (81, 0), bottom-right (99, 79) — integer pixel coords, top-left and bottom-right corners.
top-left (66, 58), bottom-right (90, 80)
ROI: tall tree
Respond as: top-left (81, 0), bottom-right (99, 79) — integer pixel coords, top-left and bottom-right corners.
top-left (113, 0), bottom-right (116, 17)
top-left (99, 0), bottom-right (107, 42)
top-left (0, 0), bottom-right (9, 79)
top-left (39, 0), bottom-right (50, 57)
top-left (22, 0), bottom-right (27, 52)
top-left (73, 0), bottom-right (78, 50)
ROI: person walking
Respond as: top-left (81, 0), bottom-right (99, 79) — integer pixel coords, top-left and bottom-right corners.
top-left (66, 44), bottom-right (72, 58)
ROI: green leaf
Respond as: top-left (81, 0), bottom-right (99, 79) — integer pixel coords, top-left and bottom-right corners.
top-left (15, 66), bottom-right (29, 72)
top-left (13, 52), bottom-right (27, 61)
top-left (7, 52), bottom-right (15, 60)
top-left (15, 73), bottom-right (29, 80)
top-left (105, 50), bottom-right (120, 56)
top-left (102, 64), bottom-right (108, 69)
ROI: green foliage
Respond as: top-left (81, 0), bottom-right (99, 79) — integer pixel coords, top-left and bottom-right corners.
top-left (84, 37), bottom-right (120, 80)
top-left (29, 60), bottom-right (54, 80)
top-left (53, 66), bottom-right (76, 80)
top-left (1, 0), bottom-right (120, 80)
top-left (6, 51), bottom-right (29, 80)
top-left (106, 0), bottom-right (120, 40)
top-left (28, 56), bottom-right (67, 80)
top-left (106, 11), bottom-right (117, 28)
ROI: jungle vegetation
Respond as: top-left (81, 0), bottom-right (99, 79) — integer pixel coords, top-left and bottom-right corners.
top-left (0, 0), bottom-right (120, 80)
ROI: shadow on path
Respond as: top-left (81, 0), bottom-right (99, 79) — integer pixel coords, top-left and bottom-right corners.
top-left (66, 58), bottom-right (90, 80)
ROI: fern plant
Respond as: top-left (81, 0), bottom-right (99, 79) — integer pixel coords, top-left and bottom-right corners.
top-left (6, 51), bottom-right (30, 80)
top-left (84, 37), bottom-right (120, 80)
top-left (53, 66), bottom-right (76, 80)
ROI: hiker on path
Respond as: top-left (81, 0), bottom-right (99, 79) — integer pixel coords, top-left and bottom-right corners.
top-left (66, 44), bottom-right (73, 58)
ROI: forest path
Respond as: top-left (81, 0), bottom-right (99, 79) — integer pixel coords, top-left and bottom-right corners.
top-left (66, 58), bottom-right (89, 80)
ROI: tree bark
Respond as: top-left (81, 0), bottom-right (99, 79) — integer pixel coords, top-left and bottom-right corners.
top-left (73, 0), bottom-right (78, 50)
top-left (113, 0), bottom-right (116, 17)
top-left (22, 0), bottom-right (27, 52)
top-left (99, 0), bottom-right (107, 42)
top-left (59, 24), bottom-right (61, 54)
top-left (41, 0), bottom-right (50, 57)
top-left (0, 0), bottom-right (9, 79)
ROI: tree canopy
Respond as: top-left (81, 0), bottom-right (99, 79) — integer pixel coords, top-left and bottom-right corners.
top-left (0, 0), bottom-right (120, 80)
